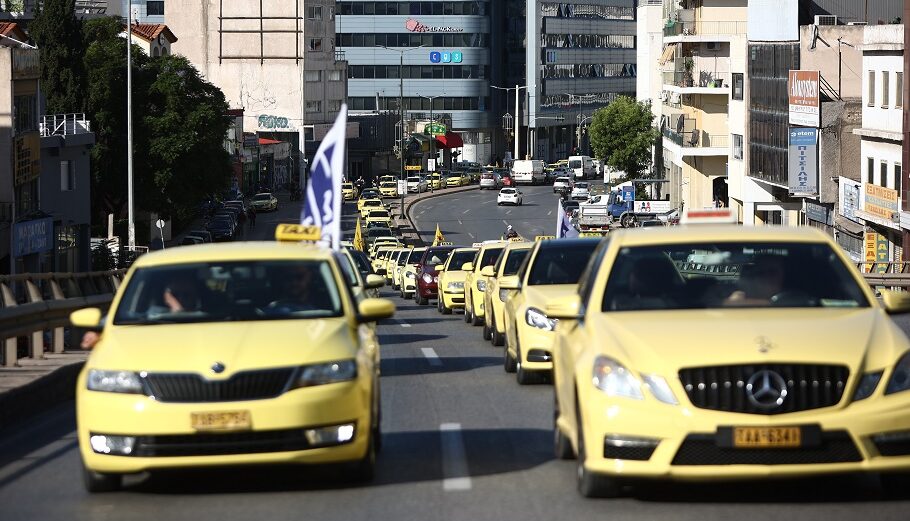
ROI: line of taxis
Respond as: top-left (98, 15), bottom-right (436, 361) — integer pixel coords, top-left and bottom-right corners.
top-left (369, 209), bottom-right (910, 499)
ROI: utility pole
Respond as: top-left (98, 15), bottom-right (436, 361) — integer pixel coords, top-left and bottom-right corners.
top-left (126, 14), bottom-right (135, 251)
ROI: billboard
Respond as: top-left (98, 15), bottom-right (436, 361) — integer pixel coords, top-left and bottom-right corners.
top-left (864, 183), bottom-right (899, 221)
top-left (787, 128), bottom-right (818, 196)
top-left (747, 0), bottom-right (798, 41)
top-left (839, 176), bottom-right (862, 224)
top-left (788, 70), bottom-right (820, 127)
top-left (13, 217), bottom-right (54, 258)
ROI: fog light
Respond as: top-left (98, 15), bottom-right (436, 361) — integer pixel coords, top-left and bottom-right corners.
top-left (89, 434), bottom-right (136, 455)
top-left (604, 435), bottom-right (659, 448)
top-left (305, 423), bottom-right (356, 447)
top-left (527, 349), bottom-right (551, 363)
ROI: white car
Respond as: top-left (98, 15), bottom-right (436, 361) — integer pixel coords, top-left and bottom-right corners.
top-left (249, 192), bottom-right (278, 212)
top-left (553, 176), bottom-right (572, 193)
top-left (497, 187), bottom-right (523, 206)
top-left (407, 176), bottom-right (428, 193)
top-left (570, 182), bottom-right (590, 200)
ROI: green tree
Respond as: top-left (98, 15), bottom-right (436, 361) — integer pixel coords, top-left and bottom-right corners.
top-left (588, 96), bottom-right (658, 180)
top-left (29, 0), bottom-right (86, 113)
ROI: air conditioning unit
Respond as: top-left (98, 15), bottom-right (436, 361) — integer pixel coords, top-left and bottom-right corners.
top-left (815, 15), bottom-right (837, 25)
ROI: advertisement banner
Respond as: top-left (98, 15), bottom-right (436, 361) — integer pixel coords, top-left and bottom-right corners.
top-left (864, 183), bottom-right (899, 221)
top-left (13, 217), bottom-right (54, 258)
top-left (787, 128), bottom-right (818, 196)
top-left (839, 176), bottom-right (862, 223)
top-left (788, 70), bottom-right (820, 127)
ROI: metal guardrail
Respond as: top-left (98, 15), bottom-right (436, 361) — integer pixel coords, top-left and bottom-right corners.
top-left (0, 270), bottom-right (124, 367)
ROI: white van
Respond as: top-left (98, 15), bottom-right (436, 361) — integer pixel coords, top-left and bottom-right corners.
top-left (511, 160), bottom-right (546, 185)
top-left (568, 155), bottom-right (595, 179)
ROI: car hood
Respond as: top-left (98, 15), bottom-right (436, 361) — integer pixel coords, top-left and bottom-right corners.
top-left (522, 284), bottom-right (577, 310)
top-left (592, 308), bottom-right (907, 373)
top-left (91, 318), bottom-right (356, 374)
top-left (442, 270), bottom-right (468, 283)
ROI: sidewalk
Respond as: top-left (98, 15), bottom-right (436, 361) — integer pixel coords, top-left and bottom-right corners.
top-left (0, 350), bottom-right (87, 430)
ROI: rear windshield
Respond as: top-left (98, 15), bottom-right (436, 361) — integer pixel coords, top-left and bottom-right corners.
top-left (447, 250), bottom-right (478, 270)
top-left (527, 241), bottom-right (600, 286)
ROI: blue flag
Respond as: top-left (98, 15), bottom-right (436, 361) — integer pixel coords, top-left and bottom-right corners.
top-left (556, 200), bottom-right (579, 239)
top-left (301, 106), bottom-right (347, 250)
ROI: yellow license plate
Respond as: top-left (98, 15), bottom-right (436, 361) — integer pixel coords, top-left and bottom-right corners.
top-left (191, 410), bottom-right (251, 431)
top-left (733, 426), bottom-right (801, 448)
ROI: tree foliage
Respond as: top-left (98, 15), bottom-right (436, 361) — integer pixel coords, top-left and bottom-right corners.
top-left (29, 0), bottom-right (86, 114)
top-left (588, 96), bottom-right (658, 180)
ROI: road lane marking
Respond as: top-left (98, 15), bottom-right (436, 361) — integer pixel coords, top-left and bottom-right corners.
top-left (505, 210), bottom-right (513, 215)
top-left (400, 322), bottom-right (412, 328)
top-left (462, 209), bottom-right (470, 214)
top-left (440, 423), bottom-right (472, 491)
top-left (468, 233), bottom-right (475, 239)
top-left (547, 210), bottom-right (553, 216)
top-left (502, 220), bottom-right (509, 226)
top-left (421, 347), bottom-right (442, 366)
top-left (458, 220), bottom-right (463, 225)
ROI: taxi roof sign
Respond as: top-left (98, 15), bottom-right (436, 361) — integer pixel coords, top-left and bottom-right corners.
top-left (437, 241), bottom-right (454, 246)
top-left (275, 224), bottom-right (321, 242)
top-left (681, 208), bottom-right (737, 225)
top-left (535, 235), bottom-right (556, 242)
top-left (405, 165), bottom-right (422, 171)
top-left (579, 231), bottom-right (605, 238)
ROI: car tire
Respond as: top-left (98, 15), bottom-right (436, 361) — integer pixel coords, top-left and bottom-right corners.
top-left (82, 464), bottom-right (122, 493)
top-left (416, 294), bottom-right (428, 306)
top-left (350, 434), bottom-right (376, 483)
top-left (504, 345), bottom-right (517, 373)
top-left (470, 309), bottom-right (483, 327)
top-left (554, 394), bottom-right (575, 460)
top-left (464, 303), bottom-right (472, 323)
top-left (576, 405), bottom-right (621, 498)
top-left (491, 321), bottom-right (505, 347)
top-left (441, 302), bottom-right (452, 315)
top-left (516, 346), bottom-right (539, 385)
top-left (437, 297), bottom-right (445, 314)
top-left (482, 323), bottom-right (492, 341)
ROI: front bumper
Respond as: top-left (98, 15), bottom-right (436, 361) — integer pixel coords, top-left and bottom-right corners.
top-left (442, 290), bottom-right (466, 308)
top-left (574, 387), bottom-right (910, 480)
top-left (417, 280), bottom-right (439, 298)
top-left (78, 379), bottom-right (371, 473)
top-left (515, 321), bottom-right (554, 371)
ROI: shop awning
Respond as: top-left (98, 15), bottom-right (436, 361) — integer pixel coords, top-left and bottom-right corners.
top-left (658, 44), bottom-right (677, 66)
top-left (435, 131), bottom-right (464, 149)
top-left (258, 138), bottom-right (283, 145)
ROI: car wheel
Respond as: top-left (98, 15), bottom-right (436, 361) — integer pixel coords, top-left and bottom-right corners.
top-left (350, 433), bottom-right (376, 483)
top-left (417, 294), bottom-right (428, 306)
top-left (82, 464), bottom-right (122, 493)
top-left (464, 302), bottom-right (472, 323)
top-left (437, 297), bottom-right (445, 314)
top-left (576, 405), bottom-right (621, 498)
top-left (516, 346), bottom-right (539, 385)
top-left (620, 213), bottom-right (635, 228)
top-left (482, 322), bottom-right (492, 341)
top-left (492, 322), bottom-right (505, 347)
top-left (554, 394), bottom-right (575, 460)
top-left (504, 344), bottom-right (517, 373)
top-left (470, 308), bottom-right (483, 327)
top-left (399, 288), bottom-right (405, 299)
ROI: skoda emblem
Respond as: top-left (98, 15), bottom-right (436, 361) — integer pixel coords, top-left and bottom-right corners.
top-left (211, 362), bottom-right (226, 374)
top-left (745, 370), bottom-right (788, 409)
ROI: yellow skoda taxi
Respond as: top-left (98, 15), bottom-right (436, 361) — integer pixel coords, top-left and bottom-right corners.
top-left (365, 209), bottom-right (394, 230)
top-left (501, 238), bottom-right (601, 384)
top-left (464, 241), bottom-right (506, 327)
top-left (341, 182), bottom-right (358, 201)
top-left (399, 247), bottom-right (426, 299)
top-left (379, 181), bottom-right (398, 198)
top-left (549, 226), bottom-right (910, 498)
top-left (436, 247), bottom-right (478, 314)
top-left (482, 242), bottom-right (533, 346)
top-left (70, 225), bottom-right (395, 493)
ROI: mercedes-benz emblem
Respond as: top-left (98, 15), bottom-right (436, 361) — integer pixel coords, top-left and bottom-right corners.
top-left (745, 370), bottom-right (788, 409)
top-left (211, 362), bottom-right (226, 374)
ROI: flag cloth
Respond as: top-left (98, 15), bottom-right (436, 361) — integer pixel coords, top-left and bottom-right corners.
top-left (301, 105), bottom-right (348, 249)
top-left (353, 218), bottom-right (365, 251)
top-left (432, 224), bottom-right (446, 246)
top-left (556, 200), bottom-right (579, 239)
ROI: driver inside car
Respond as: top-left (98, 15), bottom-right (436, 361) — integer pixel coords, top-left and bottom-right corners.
top-left (724, 254), bottom-right (787, 307)
top-left (266, 265), bottom-right (323, 313)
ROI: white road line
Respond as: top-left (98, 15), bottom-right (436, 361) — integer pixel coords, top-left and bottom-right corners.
top-left (458, 220), bottom-right (463, 225)
top-left (505, 209), bottom-right (512, 215)
top-left (440, 423), bottom-right (472, 491)
top-left (468, 233), bottom-right (475, 239)
top-left (547, 210), bottom-right (553, 216)
top-left (502, 220), bottom-right (509, 226)
top-left (400, 322), bottom-right (412, 328)
top-left (421, 347), bottom-right (442, 366)
top-left (462, 209), bottom-right (470, 214)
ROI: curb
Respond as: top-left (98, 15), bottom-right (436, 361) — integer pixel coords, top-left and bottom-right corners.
top-left (0, 360), bottom-right (84, 434)
top-left (405, 186), bottom-right (479, 246)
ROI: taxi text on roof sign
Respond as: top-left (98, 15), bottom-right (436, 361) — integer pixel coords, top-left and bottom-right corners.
top-left (535, 235), bottom-right (556, 241)
top-left (437, 241), bottom-right (454, 246)
top-left (405, 165), bottom-right (422, 171)
top-left (579, 232), bottom-right (604, 237)
top-left (275, 224), bottom-right (322, 242)
top-left (681, 208), bottom-right (738, 225)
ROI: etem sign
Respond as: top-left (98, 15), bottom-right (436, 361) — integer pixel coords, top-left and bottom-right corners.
top-left (429, 51), bottom-right (463, 64)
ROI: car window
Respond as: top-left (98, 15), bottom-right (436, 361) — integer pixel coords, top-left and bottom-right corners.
top-left (338, 254), bottom-right (361, 287)
top-left (448, 250), bottom-right (478, 270)
top-left (502, 249), bottom-right (530, 276)
top-left (527, 241), bottom-right (600, 286)
top-left (407, 249), bottom-right (426, 263)
top-left (423, 248), bottom-right (453, 266)
top-left (478, 247), bottom-right (504, 268)
top-left (601, 242), bottom-right (870, 312)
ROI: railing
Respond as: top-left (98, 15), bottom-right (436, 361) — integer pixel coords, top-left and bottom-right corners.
top-left (0, 270), bottom-right (124, 367)
top-left (663, 127), bottom-right (729, 148)
top-left (662, 70), bottom-right (732, 89)
top-left (334, 50), bottom-right (346, 62)
top-left (40, 113), bottom-right (91, 137)
top-left (664, 20), bottom-right (748, 38)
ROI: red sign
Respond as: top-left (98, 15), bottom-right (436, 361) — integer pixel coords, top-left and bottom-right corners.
top-left (405, 19), bottom-right (463, 33)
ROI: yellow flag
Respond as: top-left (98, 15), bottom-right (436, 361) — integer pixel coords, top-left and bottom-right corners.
top-left (432, 224), bottom-right (446, 246)
top-left (353, 218), bottom-right (366, 251)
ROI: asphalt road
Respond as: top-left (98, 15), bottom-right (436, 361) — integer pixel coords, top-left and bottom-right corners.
top-left (3, 187), bottom-right (910, 520)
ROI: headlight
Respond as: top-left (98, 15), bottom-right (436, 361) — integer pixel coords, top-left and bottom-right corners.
top-left (642, 374), bottom-right (678, 405)
top-left (854, 371), bottom-right (883, 401)
top-left (447, 281), bottom-right (464, 291)
top-left (422, 273), bottom-right (433, 283)
top-left (295, 360), bottom-right (357, 388)
top-left (406, 272), bottom-right (415, 279)
top-left (86, 370), bottom-right (143, 394)
top-left (525, 307), bottom-right (557, 331)
top-left (886, 351), bottom-right (910, 395)
top-left (499, 288), bottom-right (510, 302)
top-left (592, 356), bottom-right (643, 400)
top-left (433, 276), bottom-right (439, 283)
top-left (476, 279), bottom-right (486, 292)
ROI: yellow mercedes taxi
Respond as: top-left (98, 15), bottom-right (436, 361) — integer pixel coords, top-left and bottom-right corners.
top-left (482, 241), bottom-right (533, 346)
top-left (436, 247), bottom-right (478, 314)
top-left (549, 225), bottom-right (910, 498)
top-left (365, 209), bottom-right (394, 230)
top-left (70, 225), bottom-right (395, 493)
top-left (342, 182), bottom-right (358, 201)
top-left (501, 238), bottom-right (601, 384)
top-left (359, 199), bottom-right (385, 219)
top-left (399, 247), bottom-right (426, 299)
top-left (464, 241), bottom-right (506, 327)
top-left (379, 181), bottom-right (398, 199)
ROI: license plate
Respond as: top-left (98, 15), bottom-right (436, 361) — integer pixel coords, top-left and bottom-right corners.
top-left (191, 410), bottom-right (251, 431)
top-left (733, 426), bottom-right (801, 448)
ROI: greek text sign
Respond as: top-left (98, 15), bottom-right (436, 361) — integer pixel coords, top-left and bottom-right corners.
top-left (13, 217), bottom-right (53, 257)
top-left (787, 128), bottom-right (818, 196)
top-left (788, 70), bottom-right (820, 127)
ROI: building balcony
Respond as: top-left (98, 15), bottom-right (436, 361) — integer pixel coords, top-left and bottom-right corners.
top-left (662, 69), bottom-right (731, 95)
top-left (40, 113), bottom-right (91, 137)
top-left (663, 18), bottom-right (747, 42)
top-left (663, 126), bottom-right (728, 157)
top-left (334, 50), bottom-right (347, 63)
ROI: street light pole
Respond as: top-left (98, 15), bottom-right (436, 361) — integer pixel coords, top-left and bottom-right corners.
top-left (126, 17), bottom-right (135, 251)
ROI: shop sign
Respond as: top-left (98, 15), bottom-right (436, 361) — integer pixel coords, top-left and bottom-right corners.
top-left (257, 114), bottom-right (293, 130)
top-left (804, 201), bottom-right (830, 224)
top-left (864, 183), bottom-right (899, 221)
top-left (839, 176), bottom-right (862, 223)
top-left (243, 132), bottom-right (259, 148)
top-left (788, 70), bottom-right (820, 127)
top-left (13, 217), bottom-right (53, 257)
top-left (425, 122), bottom-right (447, 136)
top-left (429, 51), bottom-right (463, 63)
top-left (405, 19), bottom-right (464, 33)
top-left (13, 132), bottom-right (40, 186)
top-left (787, 128), bottom-right (818, 196)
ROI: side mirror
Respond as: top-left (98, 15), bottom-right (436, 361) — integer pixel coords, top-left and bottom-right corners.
top-left (499, 275), bottom-right (521, 290)
top-left (882, 290), bottom-right (910, 314)
top-left (480, 266), bottom-right (496, 278)
top-left (70, 308), bottom-right (103, 330)
top-left (462, 262), bottom-right (474, 272)
top-left (357, 298), bottom-right (396, 323)
top-left (545, 295), bottom-right (583, 320)
top-left (365, 274), bottom-right (386, 290)
top-left (435, 264), bottom-right (446, 272)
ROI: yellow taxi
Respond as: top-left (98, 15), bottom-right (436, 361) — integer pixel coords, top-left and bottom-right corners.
top-left (359, 199), bottom-right (385, 219)
top-left (398, 247), bottom-right (426, 299)
top-left (365, 209), bottom-right (394, 230)
top-left (70, 225), bottom-right (394, 493)
top-left (379, 181), bottom-right (398, 198)
top-left (368, 238), bottom-right (400, 259)
top-left (342, 182), bottom-right (358, 201)
top-left (379, 175), bottom-right (397, 185)
top-left (501, 238), bottom-right (601, 384)
top-left (548, 225), bottom-right (910, 498)
top-left (357, 189), bottom-right (381, 211)
top-left (339, 247), bottom-right (382, 300)
top-left (387, 248), bottom-right (410, 290)
top-left (482, 242), bottom-right (533, 346)
top-left (371, 247), bottom-right (395, 273)
top-left (446, 173), bottom-right (467, 188)
top-left (381, 248), bottom-right (406, 284)
top-left (428, 173), bottom-right (444, 190)
top-left (436, 247), bottom-right (478, 314)
top-left (463, 241), bottom-right (506, 327)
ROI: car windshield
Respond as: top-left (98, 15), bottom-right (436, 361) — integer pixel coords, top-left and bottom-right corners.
top-left (406, 249), bottom-right (426, 263)
top-left (381, 182), bottom-right (396, 188)
top-left (447, 250), bottom-right (478, 270)
top-left (423, 248), bottom-right (454, 266)
top-left (397, 250), bottom-right (413, 265)
top-left (602, 242), bottom-right (869, 311)
top-left (479, 247), bottom-right (504, 268)
top-left (364, 200), bottom-right (381, 206)
top-left (407, 177), bottom-right (420, 182)
top-left (113, 260), bottom-right (344, 325)
top-left (563, 202), bottom-right (579, 210)
top-left (366, 228), bottom-right (392, 237)
top-left (347, 249), bottom-right (372, 275)
top-left (502, 249), bottom-right (531, 276)
top-left (556, 177), bottom-right (569, 183)
top-left (575, 183), bottom-right (589, 189)
top-left (527, 241), bottom-right (600, 285)
top-left (369, 211), bottom-right (389, 218)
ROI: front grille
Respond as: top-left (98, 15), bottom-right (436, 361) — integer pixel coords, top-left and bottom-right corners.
top-left (678, 364), bottom-right (849, 415)
top-left (603, 443), bottom-right (656, 461)
top-left (672, 431), bottom-right (862, 465)
top-left (144, 368), bottom-right (296, 403)
top-left (133, 428), bottom-right (313, 457)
